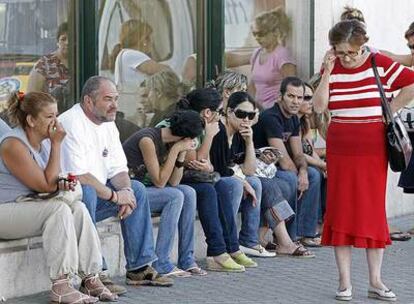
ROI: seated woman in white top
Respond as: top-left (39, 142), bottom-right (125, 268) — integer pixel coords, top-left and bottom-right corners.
top-left (111, 19), bottom-right (170, 126)
top-left (0, 91), bottom-right (117, 303)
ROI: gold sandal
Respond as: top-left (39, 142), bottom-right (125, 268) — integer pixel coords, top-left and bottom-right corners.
top-left (49, 278), bottom-right (98, 304)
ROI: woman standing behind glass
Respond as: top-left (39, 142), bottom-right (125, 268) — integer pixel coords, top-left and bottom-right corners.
top-left (249, 7), bottom-right (296, 110)
top-left (313, 20), bottom-right (414, 302)
top-left (111, 19), bottom-right (169, 122)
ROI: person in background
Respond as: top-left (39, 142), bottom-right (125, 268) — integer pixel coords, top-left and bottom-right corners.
top-left (112, 19), bottom-right (170, 126)
top-left (123, 110), bottom-right (206, 277)
top-left (59, 76), bottom-right (173, 294)
top-left (0, 91), bottom-right (117, 303)
top-left (27, 22), bottom-right (71, 112)
top-left (210, 91), bottom-right (275, 258)
top-left (206, 70), bottom-right (248, 111)
top-left (253, 77), bottom-right (321, 248)
top-left (314, 20), bottom-right (414, 301)
top-left (298, 82), bottom-right (327, 235)
top-left (146, 70), bottom-right (191, 127)
top-left (249, 7), bottom-right (296, 110)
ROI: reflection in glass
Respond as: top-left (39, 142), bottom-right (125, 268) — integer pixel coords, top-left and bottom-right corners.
top-left (0, 0), bottom-right (71, 115)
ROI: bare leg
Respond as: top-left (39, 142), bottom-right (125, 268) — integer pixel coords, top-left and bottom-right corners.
top-left (366, 248), bottom-right (388, 290)
top-left (272, 221), bottom-right (297, 253)
top-left (259, 227), bottom-right (269, 245)
top-left (334, 246), bottom-right (352, 290)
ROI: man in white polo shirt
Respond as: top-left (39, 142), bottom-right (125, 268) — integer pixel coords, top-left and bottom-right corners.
top-left (59, 76), bottom-right (173, 294)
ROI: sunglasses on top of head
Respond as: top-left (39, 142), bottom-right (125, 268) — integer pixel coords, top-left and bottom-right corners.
top-left (233, 109), bottom-right (257, 120)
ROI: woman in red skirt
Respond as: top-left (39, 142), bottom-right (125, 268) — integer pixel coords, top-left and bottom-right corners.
top-left (313, 20), bottom-right (414, 301)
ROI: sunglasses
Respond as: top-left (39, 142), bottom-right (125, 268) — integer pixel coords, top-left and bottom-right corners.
top-left (233, 109), bottom-right (257, 120)
top-left (252, 30), bottom-right (268, 38)
top-left (407, 43), bottom-right (414, 50)
top-left (304, 95), bottom-right (313, 101)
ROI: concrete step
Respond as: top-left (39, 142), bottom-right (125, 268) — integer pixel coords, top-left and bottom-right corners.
top-left (0, 216), bottom-right (207, 300)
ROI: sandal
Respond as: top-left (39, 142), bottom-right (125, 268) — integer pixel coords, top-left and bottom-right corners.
top-left (185, 266), bottom-right (208, 276)
top-left (263, 241), bottom-right (278, 252)
top-left (161, 267), bottom-right (192, 278)
top-left (79, 274), bottom-right (118, 302)
top-left (50, 278), bottom-right (99, 304)
top-left (276, 244), bottom-right (315, 259)
top-left (300, 237), bottom-right (322, 247)
top-left (390, 231), bottom-right (412, 241)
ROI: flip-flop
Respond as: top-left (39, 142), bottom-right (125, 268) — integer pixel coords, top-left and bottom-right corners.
top-left (276, 244), bottom-right (315, 259)
top-left (185, 266), bottom-right (207, 276)
top-left (390, 231), bottom-right (412, 241)
top-left (162, 267), bottom-right (192, 278)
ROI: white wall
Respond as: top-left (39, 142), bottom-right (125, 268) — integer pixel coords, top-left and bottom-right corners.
top-left (314, 0), bottom-right (414, 71)
top-left (313, 0), bottom-right (414, 217)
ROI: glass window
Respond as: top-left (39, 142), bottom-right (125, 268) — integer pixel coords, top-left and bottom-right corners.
top-left (224, 0), bottom-right (312, 110)
top-left (98, 0), bottom-right (196, 142)
top-left (0, 0), bottom-right (74, 114)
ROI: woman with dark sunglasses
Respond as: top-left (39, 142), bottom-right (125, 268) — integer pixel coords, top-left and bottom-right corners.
top-left (173, 88), bottom-right (258, 271)
top-left (298, 83), bottom-right (328, 243)
top-left (210, 91), bottom-right (310, 259)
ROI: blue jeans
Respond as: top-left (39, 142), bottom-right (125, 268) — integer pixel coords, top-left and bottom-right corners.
top-left (237, 176), bottom-right (262, 248)
top-left (214, 177), bottom-right (244, 254)
top-left (146, 185), bottom-right (196, 274)
top-left (276, 167), bottom-right (320, 238)
top-left (185, 182), bottom-right (227, 257)
top-left (82, 181), bottom-right (157, 271)
top-left (259, 176), bottom-right (295, 230)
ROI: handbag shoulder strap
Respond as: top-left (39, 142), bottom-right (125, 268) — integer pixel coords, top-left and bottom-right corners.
top-left (371, 54), bottom-right (393, 123)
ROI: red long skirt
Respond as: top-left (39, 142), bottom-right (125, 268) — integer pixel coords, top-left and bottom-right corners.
top-left (321, 120), bottom-right (391, 248)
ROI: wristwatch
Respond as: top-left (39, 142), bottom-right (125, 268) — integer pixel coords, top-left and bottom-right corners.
top-left (175, 160), bottom-right (185, 168)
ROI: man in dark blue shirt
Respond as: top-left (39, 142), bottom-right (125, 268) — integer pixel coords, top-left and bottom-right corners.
top-left (253, 77), bottom-right (321, 245)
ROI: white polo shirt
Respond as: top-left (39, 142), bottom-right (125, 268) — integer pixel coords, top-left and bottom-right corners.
top-left (59, 103), bottom-right (128, 184)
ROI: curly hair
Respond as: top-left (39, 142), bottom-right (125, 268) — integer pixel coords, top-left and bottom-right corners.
top-left (167, 110), bottom-right (204, 139)
top-left (255, 7), bottom-right (291, 44)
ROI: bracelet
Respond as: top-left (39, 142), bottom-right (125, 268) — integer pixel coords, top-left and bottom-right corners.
top-left (175, 160), bottom-right (185, 168)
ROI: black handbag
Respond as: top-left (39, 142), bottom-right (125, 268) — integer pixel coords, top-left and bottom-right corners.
top-left (371, 55), bottom-right (413, 172)
top-left (181, 169), bottom-right (221, 184)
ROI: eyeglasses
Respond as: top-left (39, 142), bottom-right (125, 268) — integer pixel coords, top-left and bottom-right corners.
top-left (303, 95), bottom-right (313, 101)
top-left (407, 43), bottom-right (414, 50)
top-left (233, 109), bottom-right (257, 120)
top-left (333, 48), bottom-right (361, 58)
top-left (252, 30), bottom-right (269, 38)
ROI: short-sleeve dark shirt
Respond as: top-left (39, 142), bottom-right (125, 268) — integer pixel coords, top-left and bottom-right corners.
top-left (210, 121), bottom-right (245, 177)
top-left (122, 128), bottom-right (167, 184)
top-left (253, 103), bottom-right (300, 149)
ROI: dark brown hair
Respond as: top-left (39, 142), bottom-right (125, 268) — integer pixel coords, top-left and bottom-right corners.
top-left (405, 22), bottom-right (414, 39)
top-left (7, 91), bottom-right (56, 128)
top-left (329, 20), bottom-right (368, 47)
top-left (57, 22), bottom-right (68, 41)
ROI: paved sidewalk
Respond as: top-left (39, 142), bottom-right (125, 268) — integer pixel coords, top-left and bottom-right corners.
top-left (6, 214), bottom-right (414, 304)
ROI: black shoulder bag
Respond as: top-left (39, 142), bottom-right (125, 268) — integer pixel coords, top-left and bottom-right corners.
top-left (371, 55), bottom-right (412, 172)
